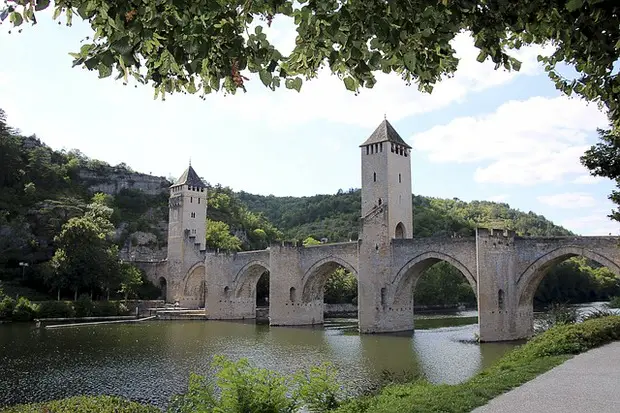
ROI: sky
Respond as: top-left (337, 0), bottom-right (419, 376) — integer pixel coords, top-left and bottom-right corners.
top-left (1, 9), bottom-right (619, 236)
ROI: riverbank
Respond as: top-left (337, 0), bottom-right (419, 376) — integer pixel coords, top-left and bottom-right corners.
top-left (2, 316), bottom-right (619, 413)
top-left (333, 315), bottom-right (620, 413)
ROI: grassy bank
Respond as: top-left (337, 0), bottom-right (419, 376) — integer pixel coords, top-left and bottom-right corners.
top-left (335, 316), bottom-right (620, 413)
top-left (2, 316), bottom-right (620, 413)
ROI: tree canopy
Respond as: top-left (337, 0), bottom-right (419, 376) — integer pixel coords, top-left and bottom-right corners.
top-left (2, 0), bottom-right (619, 124)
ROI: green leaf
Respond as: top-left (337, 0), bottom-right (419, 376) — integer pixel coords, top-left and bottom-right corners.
top-left (10, 12), bottom-right (23, 27)
top-left (52, 6), bottom-right (61, 20)
top-left (565, 0), bottom-right (583, 11)
top-left (84, 57), bottom-right (99, 70)
top-left (97, 63), bottom-right (112, 78)
top-left (254, 25), bottom-right (263, 35)
top-left (35, 0), bottom-right (50, 12)
top-left (403, 52), bottom-right (417, 71)
top-left (292, 77), bottom-right (302, 92)
top-left (476, 50), bottom-right (488, 63)
top-left (110, 39), bottom-right (132, 55)
top-left (259, 70), bottom-right (272, 87)
top-left (343, 77), bottom-right (356, 91)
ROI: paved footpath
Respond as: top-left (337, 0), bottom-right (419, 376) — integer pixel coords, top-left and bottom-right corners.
top-left (472, 341), bottom-right (620, 413)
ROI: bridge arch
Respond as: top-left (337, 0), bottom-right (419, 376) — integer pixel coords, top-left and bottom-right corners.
top-left (233, 260), bottom-right (270, 299)
top-left (517, 245), bottom-right (620, 307)
top-left (391, 251), bottom-right (477, 306)
top-left (301, 256), bottom-right (358, 303)
top-left (183, 263), bottom-right (206, 307)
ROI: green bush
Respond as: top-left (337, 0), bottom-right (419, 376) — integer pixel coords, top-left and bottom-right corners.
top-left (92, 301), bottom-right (121, 317)
top-left (0, 395), bottom-right (159, 413)
top-left (167, 355), bottom-right (342, 413)
top-left (36, 301), bottom-right (75, 318)
top-left (11, 297), bottom-right (38, 322)
top-left (608, 296), bottom-right (620, 308)
top-left (74, 294), bottom-right (95, 317)
top-left (0, 295), bottom-right (16, 320)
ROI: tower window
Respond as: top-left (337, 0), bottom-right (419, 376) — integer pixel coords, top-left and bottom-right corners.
top-left (190, 197), bottom-right (193, 203)
top-left (391, 144), bottom-right (395, 153)
top-left (373, 172), bottom-right (377, 182)
top-left (398, 173), bottom-right (401, 183)
top-left (378, 198), bottom-right (382, 206)
top-left (380, 142), bottom-right (383, 152)
top-left (198, 198), bottom-right (201, 204)
top-left (366, 146), bottom-right (369, 155)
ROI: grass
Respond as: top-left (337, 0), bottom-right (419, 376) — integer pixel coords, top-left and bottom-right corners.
top-left (334, 316), bottom-right (620, 413)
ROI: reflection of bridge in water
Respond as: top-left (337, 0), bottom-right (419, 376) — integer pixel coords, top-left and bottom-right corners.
top-left (136, 119), bottom-right (620, 342)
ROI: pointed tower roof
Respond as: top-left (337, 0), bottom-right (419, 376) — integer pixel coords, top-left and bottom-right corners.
top-left (360, 118), bottom-right (411, 149)
top-left (172, 165), bottom-right (206, 188)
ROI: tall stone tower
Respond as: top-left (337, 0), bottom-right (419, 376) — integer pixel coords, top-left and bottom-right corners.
top-left (360, 118), bottom-right (413, 239)
top-left (358, 118), bottom-right (414, 333)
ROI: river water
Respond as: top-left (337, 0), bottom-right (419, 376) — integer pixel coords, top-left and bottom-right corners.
top-left (0, 303), bottom-right (614, 409)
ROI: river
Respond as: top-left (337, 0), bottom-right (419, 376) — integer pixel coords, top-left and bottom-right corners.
top-left (0, 302), bottom-right (615, 409)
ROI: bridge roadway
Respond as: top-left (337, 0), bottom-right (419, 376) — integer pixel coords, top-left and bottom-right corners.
top-left (472, 341), bottom-right (620, 413)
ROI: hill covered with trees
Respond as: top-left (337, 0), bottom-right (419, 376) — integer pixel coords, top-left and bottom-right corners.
top-left (1, 107), bottom-right (617, 308)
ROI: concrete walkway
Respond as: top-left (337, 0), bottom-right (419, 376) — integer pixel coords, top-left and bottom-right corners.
top-left (472, 341), bottom-right (620, 413)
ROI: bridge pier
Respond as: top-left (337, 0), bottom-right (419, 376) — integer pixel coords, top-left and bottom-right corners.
top-left (269, 243), bottom-right (325, 326)
top-left (476, 229), bottom-right (531, 342)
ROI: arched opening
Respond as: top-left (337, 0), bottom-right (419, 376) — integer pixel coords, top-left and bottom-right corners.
top-left (158, 277), bottom-right (167, 302)
top-left (234, 261), bottom-right (270, 320)
top-left (393, 253), bottom-right (478, 328)
top-left (301, 257), bottom-right (358, 321)
top-left (183, 265), bottom-right (206, 308)
top-left (395, 222), bottom-right (406, 239)
top-left (518, 247), bottom-right (620, 329)
top-left (290, 287), bottom-right (297, 303)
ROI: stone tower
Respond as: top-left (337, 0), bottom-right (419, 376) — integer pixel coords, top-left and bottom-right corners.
top-left (360, 118), bottom-right (413, 239)
top-left (167, 164), bottom-right (208, 253)
top-left (164, 164), bottom-right (208, 303)
top-left (358, 118), bottom-right (414, 333)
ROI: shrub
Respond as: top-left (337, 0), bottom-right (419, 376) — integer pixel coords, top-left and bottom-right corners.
top-left (74, 294), bottom-right (95, 317)
top-left (37, 301), bottom-right (75, 318)
top-left (11, 297), bottom-right (38, 322)
top-left (92, 301), bottom-right (121, 317)
top-left (167, 356), bottom-right (342, 413)
top-left (0, 395), bottom-right (159, 413)
top-left (535, 302), bottom-right (579, 333)
top-left (0, 296), bottom-right (16, 320)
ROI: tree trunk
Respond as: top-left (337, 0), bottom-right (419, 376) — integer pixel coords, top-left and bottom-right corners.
top-left (107, 288), bottom-right (110, 301)
top-left (74, 289), bottom-right (78, 301)
top-left (57, 288), bottom-right (60, 301)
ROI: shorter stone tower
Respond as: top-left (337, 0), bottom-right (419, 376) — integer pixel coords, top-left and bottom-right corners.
top-left (164, 165), bottom-right (208, 304)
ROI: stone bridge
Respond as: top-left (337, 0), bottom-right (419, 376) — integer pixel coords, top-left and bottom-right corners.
top-left (145, 119), bottom-right (620, 342)
top-left (191, 229), bottom-right (620, 342)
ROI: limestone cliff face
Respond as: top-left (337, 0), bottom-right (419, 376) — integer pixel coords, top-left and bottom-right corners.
top-left (78, 166), bottom-right (170, 196)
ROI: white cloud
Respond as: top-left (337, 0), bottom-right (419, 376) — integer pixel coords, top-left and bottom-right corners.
top-left (487, 194), bottom-right (511, 202)
top-left (537, 192), bottom-right (597, 209)
top-left (572, 175), bottom-right (603, 185)
top-left (411, 96), bottom-right (608, 185)
top-left (561, 213), bottom-right (620, 236)
top-left (213, 30), bottom-right (551, 129)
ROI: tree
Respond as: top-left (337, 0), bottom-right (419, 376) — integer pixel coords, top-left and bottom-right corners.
top-left (302, 236), bottom-right (322, 246)
top-left (118, 263), bottom-right (143, 300)
top-left (581, 129), bottom-right (620, 223)
top-left (49, 202), bottom-right (118, 299)
top-left (205, 219), bottom-right (242, 252)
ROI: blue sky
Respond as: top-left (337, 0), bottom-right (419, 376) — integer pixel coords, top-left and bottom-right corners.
top-left (1, 10), bottom-right (618, 236)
